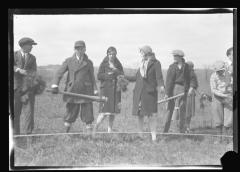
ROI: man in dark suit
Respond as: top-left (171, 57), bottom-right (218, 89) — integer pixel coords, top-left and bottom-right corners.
top-left (51, 40), bottom-right (98, 133)
top-left (14, 37), bottom-right (37, 135)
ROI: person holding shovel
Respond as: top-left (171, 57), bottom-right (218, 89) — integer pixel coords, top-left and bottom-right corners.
top-left (163, 50), bottom-right (196, 134)
top-left (51, 40), bottom-right (98, 133)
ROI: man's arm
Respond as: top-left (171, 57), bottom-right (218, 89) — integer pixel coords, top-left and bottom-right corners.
top-left (52, 59), bottom-right (68, 87)
top-left (210, 73), bottom-right (228, 98)
top-left (88, 60), bottom-right (98, 93)
top-left (188, 69), bottom-right (198, 95)
top-left (155, 61), bottom-right (165, 93)
top-left (165, 65), bottom-right (175, 97)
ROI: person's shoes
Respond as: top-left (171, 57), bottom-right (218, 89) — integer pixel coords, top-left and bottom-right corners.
top-left (86, 124), bottom-right (93, 130)
top-left (64, 122), bottom-right (71, 133)
top-left (151, 132), bottom-right (157, 142)
top-left (107, 127), bottom-right (113, 133)
top-left (86, 124), bottom-right (93, 134)
top-left (91, 127), bottom-right (97, 138)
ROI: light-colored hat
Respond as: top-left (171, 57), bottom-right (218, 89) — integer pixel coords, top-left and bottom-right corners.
top-left (74, 40), bottom-right (86, 48)
top-left (140, 45), bottom-right (153, 55)
top-left (213, 61), bottom-right (226, 72)
top-left (172, 50), bottom-right (184, 57)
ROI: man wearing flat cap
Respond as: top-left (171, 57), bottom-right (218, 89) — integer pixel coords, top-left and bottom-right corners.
top-left (14, 37), bottom-right (37, 135)
top-left (163, 50), bottom-right (197, 133)
top-left (51, 40), bottom-right (98, 132)
top-left (210, 60), bottom-right (233, 144)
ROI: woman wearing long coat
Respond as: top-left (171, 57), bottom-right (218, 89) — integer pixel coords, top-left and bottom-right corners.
top-left (126, 46), bottom-right (165, 142)
top-left (93, 47), bottom-right (124, 133)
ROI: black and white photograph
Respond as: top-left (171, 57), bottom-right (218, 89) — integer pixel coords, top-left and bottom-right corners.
top-left (9, 8), bottom-right (237, 170)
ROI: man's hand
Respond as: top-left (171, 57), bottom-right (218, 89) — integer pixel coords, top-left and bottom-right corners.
top-left (164, 95), bottom-right (168, 99)
top-left (51, 85), bottom-right (59, 94)
top-left (159, 86), bottom-right (165, 94)
top-left (188, 87), bottom-right (194, 96)
top-left (94, 89), bottom-right (99, 96)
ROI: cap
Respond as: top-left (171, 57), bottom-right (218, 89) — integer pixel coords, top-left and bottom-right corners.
top-left (140, 45), bottom-right (153, 55)
top-left (18, 37), bottom-right (37, 47)
top-left (172, 50), bottom-right (184, 57)
top-left (74, 40), bottom-right (86, 48)
top-left (213, 61), bottom-right (226, 72)
top-left (226, 47), bottom-right (233, 56)
top-left (107, 46), bottom-right (117, 54)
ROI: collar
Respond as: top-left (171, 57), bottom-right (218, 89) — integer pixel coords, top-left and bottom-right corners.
top-left (20, 50), bottom-right (26, 57)
top-left (76, 54), bottom-right (80, 60)
top-left (226, 59), bottom-right (232, 66)
top-left (142, 58), bottom-right (149, 63)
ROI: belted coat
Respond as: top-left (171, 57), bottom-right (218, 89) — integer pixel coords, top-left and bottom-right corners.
top-left (126, 56), bottom-right (165, 116)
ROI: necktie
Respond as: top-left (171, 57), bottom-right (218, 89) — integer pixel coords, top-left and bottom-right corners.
top-left (22, 53), bottom-right (26, 68)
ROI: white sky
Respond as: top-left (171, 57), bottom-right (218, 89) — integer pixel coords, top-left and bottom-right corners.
top-left (13, 13), bottom-right (233, 69)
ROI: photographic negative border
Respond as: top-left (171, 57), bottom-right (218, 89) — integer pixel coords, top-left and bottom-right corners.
top-left (8, 8), bottom-right (238, 170)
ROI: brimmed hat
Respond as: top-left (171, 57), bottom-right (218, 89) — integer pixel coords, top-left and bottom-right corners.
top-left (172, 50), bottom-right (184, 57)
top-left (140, 45), bottom-right (153, 55)
top-left (74, 40), bottom-right (86, 48)
top-left (213, 61), bottom-right (226, 72)
top-left (18, 37), bottom-right (37, 47)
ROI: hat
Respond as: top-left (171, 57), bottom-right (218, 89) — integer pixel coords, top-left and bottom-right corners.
top-left (140, 45), bottom-right (153, 55)
top-left (107, 46), bottom-right (117, 54)
top-left (18, 37), bottom-right (37, 47)
top-left (74, 40), bottom-right (86, 48)
top-left (186, 61), bottom-right (194, 68)
top-left (226, 47), bottom-right (233, 56)
top-left (172, 50), bottom-right (184, 57)
top-left (213, 61), bottom-right (226, 72)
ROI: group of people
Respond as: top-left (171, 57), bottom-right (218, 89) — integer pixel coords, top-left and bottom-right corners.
top-left (13, 37), bottom-right (233, 143)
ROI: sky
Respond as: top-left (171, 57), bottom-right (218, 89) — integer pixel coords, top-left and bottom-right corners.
top-left (13, 13), bottom-right (233, 69)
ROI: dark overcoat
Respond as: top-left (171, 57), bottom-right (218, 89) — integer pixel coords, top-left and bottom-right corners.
top-left (14, 50), bottom-right (37, 91)
top-left (53, 53), bottom-right (97, 104)
top-left (165, 61), bottom-right (197, 110)
top-left (127, 56), bottom-right (164, 116)
top-left (165, 62), bottom-right (191, 97)
top-left (97, 56), bottom-right (124, 113)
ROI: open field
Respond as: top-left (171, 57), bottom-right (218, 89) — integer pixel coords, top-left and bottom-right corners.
top-left (13, 66), bottom-right (233, 167)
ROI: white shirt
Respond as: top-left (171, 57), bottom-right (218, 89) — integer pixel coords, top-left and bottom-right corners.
top-left (139, 58), bottom-right (149, 78)
top-left (20, 50), bottom-right (28, 60)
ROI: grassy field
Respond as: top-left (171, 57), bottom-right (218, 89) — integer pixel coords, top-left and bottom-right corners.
top-left (13, 66), bottom-right (233, 167)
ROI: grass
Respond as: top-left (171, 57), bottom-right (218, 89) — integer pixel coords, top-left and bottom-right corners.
top-left (12, 67), bottom-right (233, 167)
